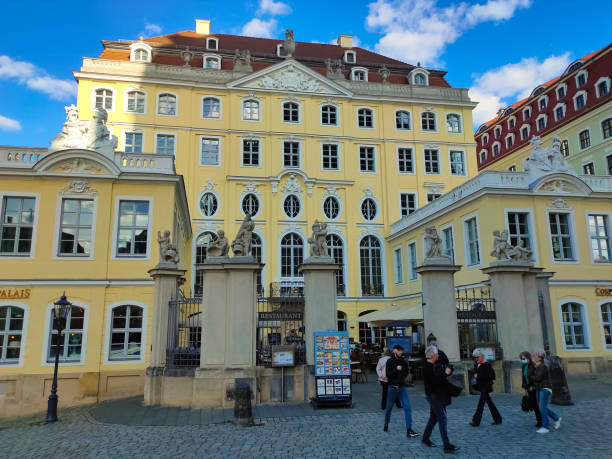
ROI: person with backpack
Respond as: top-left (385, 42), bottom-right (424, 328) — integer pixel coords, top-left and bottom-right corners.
top-left (520, 350), bottom-right (542, 428)
top-left (469, 349), bottom-right (502, 426)
top-left (532, 349), bottom-right (562, 434)
top-left (376, 348), bottom-right (402, 410)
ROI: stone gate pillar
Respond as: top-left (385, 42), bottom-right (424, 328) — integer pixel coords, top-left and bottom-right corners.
top-left (415, 260), bottom-right (461, 362)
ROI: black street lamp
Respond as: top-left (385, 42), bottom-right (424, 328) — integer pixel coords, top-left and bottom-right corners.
top-left (45, 293), bottom-right (72, 423)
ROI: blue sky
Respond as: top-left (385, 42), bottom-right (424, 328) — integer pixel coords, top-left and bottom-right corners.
top-left (1, 0), bottom-right (610, 147)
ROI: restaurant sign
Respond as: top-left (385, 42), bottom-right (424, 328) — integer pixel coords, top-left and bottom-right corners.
top-left (0, 288), bottom-right (31, 299)
top-left (595, 287), bottom-right (612, 297)
top-left (258, 311), bottom-right (303, 321)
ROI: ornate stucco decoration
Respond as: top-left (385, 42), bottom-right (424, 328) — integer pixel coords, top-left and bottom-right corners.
top-left (379, 65), bottom-right (390, 83)
top-left (49, 105), bottom-right (118, 158)
top-left (325, 185), bottom-right (340, 198)
top-left (258, 67), bottom-right (323, 93)
top-left (54, 158), bottom-right (107, 174)
top-left (523, 136), bottom-right (575, 181)
top-left (551, 198), bottom-right (571, 209)
top-left (241, 181), bottom-right (261, 199)
top-left (59, 180), bottom-right (97, 196)
top-left (203, 179), bottom-right (217, 192)
top-left (362, 186), bottom-right (375, 199)
top-left (281, 173), bottom-right (302, 196)
top-left (181, 48), bottom-right (193, 66)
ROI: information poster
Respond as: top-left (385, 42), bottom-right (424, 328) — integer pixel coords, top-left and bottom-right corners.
top-left (314, 330), bottom-right (351, 403)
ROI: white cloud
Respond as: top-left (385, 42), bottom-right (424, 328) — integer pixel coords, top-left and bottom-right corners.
top-left (258, 0), bottom-right (292, 15)
top-left (241, 18), bottom-right (278, 38)
top-left (0, 114), bottom-right (21, 131)
top-left (144, 23), bottom-right (162, 36)
top-left (0, 55), bottom-right (76, 101)
top-left (366, 0), bottom-right (532, 66)
top-left (470, 53), bottom-right (572, 127)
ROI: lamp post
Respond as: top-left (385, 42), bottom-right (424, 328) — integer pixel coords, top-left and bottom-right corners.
top-left (45, 293), bottom-right (72, 423)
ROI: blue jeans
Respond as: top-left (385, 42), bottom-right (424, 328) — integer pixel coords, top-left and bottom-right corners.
top-left (384, 385), bottom-right (412, 429)
top-left (423, 394), bottom-right (449, 447)
top-left (537, 389), bottom-right (559, 429)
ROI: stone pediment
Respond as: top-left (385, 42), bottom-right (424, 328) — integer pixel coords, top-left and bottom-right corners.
top-left (228, 59), bottom-right (352, 96)
top-left (34, 149), bottom-right (120, 177)
top-left (531, 173), bottom-right (592, 195)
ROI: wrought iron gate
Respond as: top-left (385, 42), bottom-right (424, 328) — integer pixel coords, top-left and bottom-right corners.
top-left (456, 287), bottom-right (502, 360)
top-left (166, 296), bottom-right (202, 369)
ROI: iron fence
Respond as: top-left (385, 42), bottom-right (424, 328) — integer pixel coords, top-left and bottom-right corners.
top-left (456, 287), bottom-right (502, 360)
top-left (361, 283), bottom-right (384, 297)
top-left (166, 297), bottom-right (202, 369)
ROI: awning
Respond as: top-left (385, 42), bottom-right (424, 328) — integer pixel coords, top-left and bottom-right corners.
top-left (359, 304), bottom-right (423, 326)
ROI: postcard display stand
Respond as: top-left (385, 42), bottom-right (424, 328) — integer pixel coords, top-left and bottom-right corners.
top-left (312, 330), bottom-right (352, 407)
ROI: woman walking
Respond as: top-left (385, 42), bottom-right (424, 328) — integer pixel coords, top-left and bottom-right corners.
top-left (469, 349), bottom-right (502, 426)
top-left (533, 349), bottom-right (561, 434)
top-left (376, 348), bottom-right (402, 410)
top-left (520, 351), bottom-right (542, 428)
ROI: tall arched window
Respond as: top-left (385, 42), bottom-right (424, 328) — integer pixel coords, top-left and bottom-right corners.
top-left (281, 233), bottom-right (303, 278)
top-left (194, 232), bottom-right (217, 296)
top-left (360, 236), bottom-right (383, 296)
top-left (0, 305), bottom-right (25, 363)
top-left (158, 93), bottom-right (177, 115)
top-left (326, 234), bottom-right (345, 296)
top-left (109, 305), bottom-right (143, 360)
top-left (252, 234), bottom-right (263, 294)
top-left (47, 305), bottom-right (85, 363)
top-left (337, 311), bottom-right (348, 332)
top-left (601, 303), bottom-right (612, 349)
top-left (561, 302), bottom-right (588, 349)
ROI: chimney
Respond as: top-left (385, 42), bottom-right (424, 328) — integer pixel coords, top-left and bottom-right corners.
top-left (196, 19), bottom-right (210, 35)
top-left (337, 34), bottom-right (353, 48)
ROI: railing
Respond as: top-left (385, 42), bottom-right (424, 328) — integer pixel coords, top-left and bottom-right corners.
top-left (269, 280), bottom-right (304, 299)
top-left (0, 146), bottom-right (46, 167)
top-left (166, 297), bottom-right (202, 369)
top-left (360, 283), bottom-right (384, 297)
top-left (256, 297), bottom-right (305, 367)
top-left (456, 287), bottom-right (501, 361)
top-left (116, 152), bottom-right (175, 174)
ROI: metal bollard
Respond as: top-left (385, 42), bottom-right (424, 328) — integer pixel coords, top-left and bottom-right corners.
top-left (232, 382), bottom-right (254, 426)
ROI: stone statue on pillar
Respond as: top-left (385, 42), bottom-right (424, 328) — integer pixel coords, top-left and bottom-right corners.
top-left (232, 214), bottom-right (255, 257)
top-left (207, 230), bottom-right (229, 257)
top-left (508, 239), bottom-right (532, 263)
top-left (157, 230), bottom-right (179, 265)
top-left (307, 220), bottom-right (330, 258)
top-left (423, 226), bottom-right (449, 264)
top-left (282, 29), bottom-right (295, 57)
top-left (490, 230), bottom-right (511, 261)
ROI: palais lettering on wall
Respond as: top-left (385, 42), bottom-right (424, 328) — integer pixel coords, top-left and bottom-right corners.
top-left (0, 288), bottom-right (31, 299)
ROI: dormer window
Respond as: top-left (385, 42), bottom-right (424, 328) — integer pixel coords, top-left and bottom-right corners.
top-left (344, 50), bottom-right (356, 63)
top-left (203, 55), bottom-right (221, 69)
top-left (351, 67), bottom-right (368, 82)
top-left (206, 37), bottom-right (218, 50)
top-left (414, 73), bottom-right (426, 85)
top-left (129, 42), bottom-right (152, 63)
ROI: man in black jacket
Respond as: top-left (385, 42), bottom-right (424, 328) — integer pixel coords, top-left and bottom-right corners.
top-left (470, 349), bottom-right (502, 426)
top-left (383, 344), bottom-right (419, 438)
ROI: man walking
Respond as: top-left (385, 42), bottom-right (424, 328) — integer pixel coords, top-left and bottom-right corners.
top-left (383, 344), bottom-right (419, 438)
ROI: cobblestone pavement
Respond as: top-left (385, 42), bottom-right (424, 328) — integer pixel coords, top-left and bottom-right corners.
top-left (1, 374), bottom-right (611, 458)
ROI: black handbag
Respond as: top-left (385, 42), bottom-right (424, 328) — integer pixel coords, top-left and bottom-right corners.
top-left (446, 380), bottom-right (463, 397)
top-left (521, 394), bottom-right (534, 412)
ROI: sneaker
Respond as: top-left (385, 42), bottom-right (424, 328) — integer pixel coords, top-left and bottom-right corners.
top-left (422, 439), bottom-right (436, 447)
top-left (535, 422), bottom-right (542, 428)
top-left (536, 427), bottom-right (550, 434)
top-left (444, 444), bottom-right (460, 454)
top-left (469, 421), bottom-right (479, 427)
top-left (407, 428), bottom-right (419, 438)
top-left (554, 417), bottom-right (562, 430)
top-left (383, 424), bottom-right (388, 432)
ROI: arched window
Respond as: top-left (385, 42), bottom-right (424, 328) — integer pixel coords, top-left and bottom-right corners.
top-left (337, 311), bottom-right (348, 332)
top-left (321, 104), bottom-right (337, 125)
top-left (396, 111), bottom-right (411, 130)
top-left (281, 233), bottom-right (303, 278)
top-left (109, 305), bottom-right (143, 360)
top-left (323, 196), bottom-right (340, 220)
top-left (199, 192), bottom-right (218, 217)
top-left (243, 99), bottom-right (260, 121)
top-left (194, 231), bottom-right (217, 296)
top-left (561, 302), bottom-right (588, 349)
top-left (326, 234), bottom-right (345, 296)
top-left (241, 193), bottom-right (260, 217)
top-left (252, 233), bottom-right (263, 294)
top-left (47, 305), bottom-right (85, 363)
top-left (601, 303), bottom-right (612, 349)
top-left (361, 198), bottom-right (377, 221)
top-left (283, 102), bottom-right (299, 123)
top-left (204, 56), bottom-right (220, 69)
top-left (360, 236), bottom-right (383, 296)
top-left (414, 73), bottom-right (426, 85)
top-left (446, 114), bottom-right (461, 133)
top-left (134, 49), bottom-right (149, 62)
top-left (358, 309), bottom-right (386, 343)
top-left (94, 88), bottom-right (113, 110)
top-left (0, 305), bottom-right (25, 363)
top-left (158, 93), bottom-right (177, 115)
top-left (351, 68), bottom-right (368, 81)
top-left (421, 112), bottom-right (436, 131)
top-left (357, 108), bottom-right (374, 128)
top-left (126, 90), bottom-right (145, 113)
top-left (202, 97), bottom-right (221, 119)
top-left (283, 195), bottom-right (300, 218)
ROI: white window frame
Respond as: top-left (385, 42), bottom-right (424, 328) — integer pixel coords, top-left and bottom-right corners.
top-left (321, 142), bottom-right (340, 171)
top-left (420, 111), bottom-right (437, 132)
top-left (395, 109), bottom-right (412, 131)
top-left (359, 195), bottom-right (379, 222)
top-left (241, 97), bottom-right (262, 122)
top-left (462, 213), bottom-right (482, 268)
top-left (595, 77), bottom-right (611, 98)
top-left (407, 241), bottom-right (418, 281)
top-left (449, 149), bottom-right (467, 176)
top-left (201, 95), bottom-right (222, 120)
top-left (446, 112), bottom-right (463, 134)
top-left (440, 223), bottom-right (455, 264)
top-left (598, 299), bottom-right (612, 351)
top-left (321, 194), bottom-right (342, 221)
top-left (585, 211), bottom-right (612, 264)
top-left (575, 69), bottom-right (588, 87)
top-left (155, 132), bottom-right (177, 156)
top-left (397, 146), bottom-right (415, 174)
top-left (129, 43), bottom-right (153, 63)
top-left (111, 196), bottom-right (154, 261)
top-left (423, 148), bottom-right (441, 175)
top-left (199, 135), bottom-right (222, 167)
top-left (601, 116), bottom-right (612, 141)
top-left (538, 95), bottom-right (548, 111)
top-left (351, 67), bottom-right (369, 82)
top-left (206, 37), bottom-right (218, 50)
top-left (356, 106), bottom-right (375, 129)
top-left (554, 103), bottom-right (566, 122)
top-left (122, 129), bottom-right (144, 153)
top-left (282, 139), bottom-right (302, 169)
top-left (546, 209), bottom-right (579, 264)
top-left (536, 114), bottom-right (547, 131)
top-left (399, 191), bottom-right (417, 217)
top-left (241, 193), bottom-right (262, 219)
top-left (203, 54), bottom-right (221, 69)
top-left (505, 133), bottom-right (515, 149)
top-left (494, 125), bottom-right (501, 138)
top-left (556, 83), bottom-right (567, 100)
top-left (358, 233), bottom-right (386, 297)
top-left (198, 189), bottom-right (220, 219)
top-left (506, 115), bottom-right (516, 131)
top-left (573, 90), bottom-right (587, 111)
top-left (504, 208), bottom-right (539, 264)
top-left (52, 194), bottom-right (98, 260)
top-left (91, 86), bottom-right (115, 112)
top-left (578, 129), bottom-right (591, 150)
top-left (479, 150), bottom-right (487, 163)
top-left (103, 301), bottom-right (148, 364)
top-left (0, 192), bottom-right (40, 260)
top-left (124, 88), bottom-right (147, 114)
top-left (522, 106), bottom-right (532, 121)
top-left (278, 230), bottom-right (306, 280)
top-left (492, 142), bottom-right (501, 156)
top-left (281, 99), bottom-right (301, 124)
top-left (482, 133), bottom-right (489, 145)
top-left (344, 50), bottom-right (356, 63)
top-left (156, 91), bottom-right (178, 117)
top-left (41, 301), bottom-right (89, 366)
top-left (520, 124), bottom-right (530, 140)
top-left (393, 247), bottom-right (404, 284)
top-left (358, 144), bottom-right (377, 173)
top-left (410, 69), bottom-right (429, 86)
top-left (558, 299), bottom-right (591, 351)
top-left (282, 194), bottom-right (303, 220)
top-left (241, 137), bottom-right (261, 168)
top-left (0, 301), bottom-right (29, 367)
top-left (320, 102), bottom-right (339, 127)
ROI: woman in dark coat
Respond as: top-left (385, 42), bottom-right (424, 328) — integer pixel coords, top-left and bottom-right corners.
top-left (470, 349), bottom-right (502, 426)
top-left (520, 351), bottom-right (542, 427)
